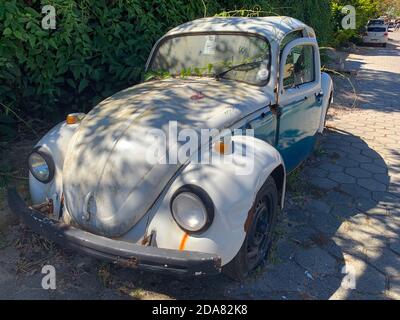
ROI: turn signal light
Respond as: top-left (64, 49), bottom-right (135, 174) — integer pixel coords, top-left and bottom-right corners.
top-left (214, 141), bottom-right (228, 154)
top-left (214, 136), bottom-right (232, 155)
top-left (66, 113), bottom-right (85, 125)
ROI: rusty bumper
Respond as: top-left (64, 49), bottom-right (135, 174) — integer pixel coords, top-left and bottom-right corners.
top-left (7, 189), bottom-right (221, 276)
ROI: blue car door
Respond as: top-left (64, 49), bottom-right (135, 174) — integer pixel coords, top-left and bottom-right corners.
top-left (276, 39), bottom-right (323, 172)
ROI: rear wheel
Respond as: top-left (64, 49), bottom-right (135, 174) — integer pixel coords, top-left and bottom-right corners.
top-left (223, 176), bottom-right (279, 281)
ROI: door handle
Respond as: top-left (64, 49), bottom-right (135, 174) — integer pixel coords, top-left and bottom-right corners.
top-left (315, 91), bottom-right (324, 99)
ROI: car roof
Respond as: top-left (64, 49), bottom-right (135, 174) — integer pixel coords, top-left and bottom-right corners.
top-left (165, 16), bottom-right (314, 43)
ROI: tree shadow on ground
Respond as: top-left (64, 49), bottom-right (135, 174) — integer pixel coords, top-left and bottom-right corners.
top-left (32, 127), bottom-right (392, 300)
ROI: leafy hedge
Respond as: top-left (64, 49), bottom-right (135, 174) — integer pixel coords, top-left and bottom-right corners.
top-left (0, 0), bottom-right (334, 128)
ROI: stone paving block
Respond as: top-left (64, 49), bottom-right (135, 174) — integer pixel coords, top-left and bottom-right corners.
top-left (340, 253), bottom-right (386, 295)
top-left (389, 239), bottom-right (400, 256)
top-left (340, 292), bottom-right (390, 300)
top-left (295, 246), bottom-right (339, 278)
top-left (332, 157), bottom-right (360, 168)
top-left (257, 262), bottom-right (308, 293)
top-left (328, 172), bottom-right (356, 184)
top-left (361, 163), bottom-right (389, 174)
top-left (309, 210), bottom-right (342, 235)
top-left (372, 191), bottom-right (400, 205)
top-left (374, 173), bottom-right (390, 185)
top-left (339, 183), bottom-right (372, 200)
top-left (331, 205), bottom-right (361, 220)
top-left (334, 222), bottom-right (387, 248)
top-left (364, 248), bottom-right (400, 277)
top-left (349, 214), bottom-right (400, 238)
top-left (348, 153), bottom-right (374, 164)
top-left (324, 190), bottom-right (354, 207)
top-left (337, 145), bottom-right (361, 155)
top-left (317, 163), bottom-right (344, 173)
top-left (302, 274), bottom-right (343, 300)
top-left (309, 177), bottom-right (339, 190)
top-left (303, 167), bottom-right (328, 178)
top-left (303, 199), bottom-right (331, 215)
top-left (351, 142), bottom-right (368, 150)
top-left (345, 167), bottom-right (373, 178)
top-left (386, 277), bottom-right (400, 300)
top-left (357, 178), bottom-right (388, 192)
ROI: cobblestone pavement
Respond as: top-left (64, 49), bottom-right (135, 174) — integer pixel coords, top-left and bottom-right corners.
top-left (0, 33), bottom-right (399, 300)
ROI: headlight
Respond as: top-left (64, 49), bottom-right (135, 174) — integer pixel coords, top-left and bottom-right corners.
top-left (28, 148), bottom-right (55, 183)
top-left (171, 185), bottom-right (214, 233)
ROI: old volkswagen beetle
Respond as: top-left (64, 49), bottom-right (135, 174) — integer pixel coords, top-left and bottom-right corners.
top-left (8, 16), bottom-right (333, 279)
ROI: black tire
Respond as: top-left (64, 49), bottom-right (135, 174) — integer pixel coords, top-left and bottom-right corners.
top-left (223, 176), bottom-right (279, 281)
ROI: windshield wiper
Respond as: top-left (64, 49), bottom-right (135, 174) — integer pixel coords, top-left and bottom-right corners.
top-left (215, 61), bottom-right (263, 81)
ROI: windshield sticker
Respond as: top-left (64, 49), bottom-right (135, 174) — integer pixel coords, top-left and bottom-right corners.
top-left (239, 46), bottom-right (250, 58)
top-left (203, 35), bottom-right (217, 55)
top-left (256, 63), bottom-right (269, 81)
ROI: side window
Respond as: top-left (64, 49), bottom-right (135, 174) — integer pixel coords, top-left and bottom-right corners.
top-left (283, 45), bottom-right (315, 89)
top-left (280, 30), bottom-right (304, 53)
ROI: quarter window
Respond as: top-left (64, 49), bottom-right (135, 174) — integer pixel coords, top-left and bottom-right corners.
top-left (283, 45), bottom-right (315, 89)
top-left (280, 30), bottom-right (304, 53)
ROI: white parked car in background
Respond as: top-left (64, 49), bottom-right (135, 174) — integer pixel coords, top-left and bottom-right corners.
top-left (363, 24), bottom-right (389, 47)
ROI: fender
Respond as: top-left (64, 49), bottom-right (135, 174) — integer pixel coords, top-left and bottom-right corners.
top-left (133, 135), bottom-right (286, 266)
top-left (318, 72), bottom-right (334, 133)
top-left (29, 121), bottom-right (80, 209)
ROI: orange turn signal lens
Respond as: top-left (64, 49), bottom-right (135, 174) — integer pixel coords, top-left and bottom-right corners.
top-left (66, 113), bottom-right (85, 125)
top-left (66, 114), bottom-right (78, 124)
top-left (214, 141), bottom-right (228, 154)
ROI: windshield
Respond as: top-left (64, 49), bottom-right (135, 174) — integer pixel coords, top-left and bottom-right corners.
top-left (148, 33), bottom-right (271, 86)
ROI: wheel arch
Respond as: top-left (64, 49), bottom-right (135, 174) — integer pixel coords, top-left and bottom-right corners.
top-left (270, 163), bottom-right (286, 209)
top-left (318, 72), bottom-right (334, 133)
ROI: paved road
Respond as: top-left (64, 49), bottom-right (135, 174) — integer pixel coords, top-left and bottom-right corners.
top-left (0, 32), bottom-right (399, 300)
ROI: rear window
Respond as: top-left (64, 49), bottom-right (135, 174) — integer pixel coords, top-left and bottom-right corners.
top-left (368, 27), bottom-right (387, 32)
top-left (368, 20), bottom-right (385, 25)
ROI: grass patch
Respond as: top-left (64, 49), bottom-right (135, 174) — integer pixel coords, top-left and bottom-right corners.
top-left (98, 263), bottom-right (113, 287)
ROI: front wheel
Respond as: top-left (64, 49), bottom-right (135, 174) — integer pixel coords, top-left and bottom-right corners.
top-left (223, 176), bottom-right (279, 281)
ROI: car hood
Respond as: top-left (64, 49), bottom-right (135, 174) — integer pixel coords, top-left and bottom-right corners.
top-left (63, 78), bottom-right (270, 237)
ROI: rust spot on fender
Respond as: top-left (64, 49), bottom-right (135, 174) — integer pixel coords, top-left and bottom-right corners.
top-left (244, 205), bottom-right (256, 233)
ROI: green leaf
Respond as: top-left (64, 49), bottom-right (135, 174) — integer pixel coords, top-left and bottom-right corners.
top-left (3, 28), bottom-right (12, 36)
top-left (78, 79), bottom-right (88, 93)
top-left (67, 79), bottom-right (75, 89)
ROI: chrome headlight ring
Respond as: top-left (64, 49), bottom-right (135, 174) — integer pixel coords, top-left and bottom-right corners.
top-left (28, 147), bottom-right (55, 184)
top-left (170, 185), bottom-right (214, 234)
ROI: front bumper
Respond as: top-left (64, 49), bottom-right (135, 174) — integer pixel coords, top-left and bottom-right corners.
top-left (7, 189), bottom-right (221, 276)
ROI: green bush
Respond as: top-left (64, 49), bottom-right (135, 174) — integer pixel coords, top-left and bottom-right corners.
top-left (0, 0), bottom-right (334, 128)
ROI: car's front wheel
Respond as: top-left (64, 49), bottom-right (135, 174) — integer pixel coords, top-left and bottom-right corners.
top-left (223, 176), bottom-right (279, 281)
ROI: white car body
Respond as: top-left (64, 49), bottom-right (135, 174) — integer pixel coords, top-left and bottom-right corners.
top-left (363, 24), bottom-right (389, 46)
top-left (12, 16), bottom-right (333, 276)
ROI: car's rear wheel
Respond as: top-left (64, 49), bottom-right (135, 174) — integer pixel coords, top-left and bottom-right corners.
top-left (223, 176), bottom-right (279, 281)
